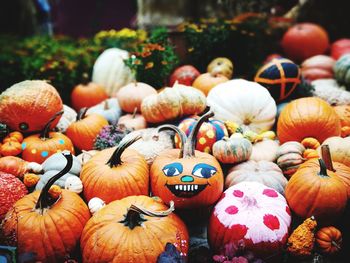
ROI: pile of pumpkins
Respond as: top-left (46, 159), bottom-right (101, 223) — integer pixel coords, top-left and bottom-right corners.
top-left (1, 24), bottom-right (350, 263)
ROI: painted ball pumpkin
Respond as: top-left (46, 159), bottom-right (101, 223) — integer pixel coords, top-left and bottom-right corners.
top-left (277, 97), bottom-right (341, 144)
top-left (281, 23), bottom-right (329, 62)
top-left (176, 115), bottom-right (228, 153)
top-left (150, 112), bottom-right (224, 209)
top-left (0, 80), bottom-right (63, 133)
top-left (254, 58), bottom-right (301, 102)
top-left (208, 182), bottom-right (292, 260)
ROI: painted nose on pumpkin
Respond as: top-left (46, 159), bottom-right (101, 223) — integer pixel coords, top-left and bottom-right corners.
top-left (181, 175), bottom-right (194, 182)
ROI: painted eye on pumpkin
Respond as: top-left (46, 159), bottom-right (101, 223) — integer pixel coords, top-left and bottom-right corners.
top-left (162, 163), bottom-right (183, 177)
top-left (192, 163), bottom-right (217, 178)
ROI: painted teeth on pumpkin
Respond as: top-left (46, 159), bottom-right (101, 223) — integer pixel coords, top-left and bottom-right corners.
top-left (195, 185), bottom-right (198, 190)
top-left (191, 185), bottom-right (194, 191)
top-left (179, 185), bottom-right (183, 190)
top-left (175, 185), bottom-right (179, 190)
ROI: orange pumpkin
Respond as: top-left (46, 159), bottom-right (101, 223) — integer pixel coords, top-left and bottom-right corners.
top-left (0, 152), bottom-right (90, 262)
top-left (301, 137), bottom-right (320, 149)
top-left (0, 156), bottom-right (28, 178)
top-left (81, 136), bottom-right (149, 204)
top-left (333, 105), bottom-right (350, 137)
top-left (0, 141), bottom-right (22, 156)
top-left (70, 77), bottom-right (109, 111)
top-left (285, 158), bottom-right (347, 224)
top-left (192, 72), bottom-right (229, 96)
top-left (81, 196), bottom-right (189, 263)
top-left (150, 111), bottom-right (224, 209)
top-left (315, 226), bottom-right (342, 254)
top-left (6, 131), bottom-right (24, 143)
top-left (117, 82), bottom-right (157, 113)
top-left (22, 111), bottom-right (75, 163)
top-left (0, 80), bottom-right (63, 133)
top-left (66, 108), bottom-right (108, 151)
top-left (277, 97), bottom-right (341, 144)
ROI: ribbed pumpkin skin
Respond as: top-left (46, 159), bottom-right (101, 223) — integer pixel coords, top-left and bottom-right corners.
top-left (330, 161), bottom-right (350, 198)
top-left (285, 159), bottom-right (348, 224)
top-left (81, 147), bottom-right (149, 203)
top-left (0, 156), bottom-right (28, 178)
top-left (71, 82), bottom-right (108, 111)
top-left (213, 138), bottom-right (252, 164)
top-left (276, 141), bottom-right (305, 177)
top-left (334, 54), bottom-right (350, 86)
top-left (66, 114), bottom-right (108, 151)
top-left (22, 132), bottom-right (75, 164)
top-left (1, 190), bottom-right (90, 263)
top-left (277, 97), bottom-right (341, 144)
top-left (319, 136), bottom-right (350, 167)
top-left (80, 196), bottom-right (189, 263)
top-left (0, 80), bottom-right (63, 133)
top-left (316, 226), bottom-right (342, 254)
top-left (333, 105), bottom-right (350, 137)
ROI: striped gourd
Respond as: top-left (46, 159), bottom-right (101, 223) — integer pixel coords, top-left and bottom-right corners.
top-left (213, 137), bottom-right (252, 164)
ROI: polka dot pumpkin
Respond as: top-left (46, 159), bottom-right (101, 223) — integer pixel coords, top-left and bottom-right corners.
top-left (208, 181), bottom-right (291, 260)
top-left (255, 58), bottom-right (301, 102)
top-left (176, 115), bottom-right (228, 153)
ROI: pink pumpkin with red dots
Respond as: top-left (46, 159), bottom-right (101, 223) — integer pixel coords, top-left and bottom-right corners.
top-left (208, 181), bottom-right (291, 260)
top-left (176, 115), bottom-right (228, 153)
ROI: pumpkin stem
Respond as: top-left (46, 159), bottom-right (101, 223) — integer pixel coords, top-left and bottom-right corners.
top-left (82, 72), bottom-right (89, 85)
top-left (318, 159), bottom-right (329, 177)
top-left (35, 151), bottom-right (73, 211)
top-left (157, 124), bottom-right (187, 158)
top-left (183, 110), bottom-right (214, 158)
top-left (320, 145), bottom-right (335, 172)
top-left (106, 135), bottom-right (141, 167)
top-left (132, 107), bottom-right (137, 119)
top-left (119, 201), bottom-right (174, 230)
top-left (331, 240), bottom-right (341, 250)
top-left (40, 111), bottom-right (64, 139)
top-left (77, 107), bottom-right (88, 121)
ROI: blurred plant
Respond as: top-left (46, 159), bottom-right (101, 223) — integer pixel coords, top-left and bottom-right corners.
top-left (93, 124), bottom-right (132, 150)
top-left (126, 27), bottom-right (179, 88)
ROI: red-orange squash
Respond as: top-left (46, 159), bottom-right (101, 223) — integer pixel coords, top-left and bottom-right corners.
top-left (0, 80), bottom-right (63, 133)
top-left (277, 97), bottom-right (341, 144)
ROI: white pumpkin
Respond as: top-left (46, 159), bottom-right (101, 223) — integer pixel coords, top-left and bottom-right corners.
top-left (86, 98), bottom-right (122, 124)
top-left (311, 79), bottom-right (350, 106)
top-left (55, 105), bottom-right (77, 133)
top-left (65, 176), bottom-right (83, 194)
top-left (77, 150), bottom-right (99, 165)
top-left (225, 160), bottom-right (288, 195)
top-left (249, 139), bottom-right (279, 162)
top-left (88, 197), bottom-right (106, 215)
top-left (92, 48), bottom-right (134, 96)
top-left (207, 79), bottom-right (277, 133)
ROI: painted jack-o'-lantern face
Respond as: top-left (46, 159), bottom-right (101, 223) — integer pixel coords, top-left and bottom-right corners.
top-left (150, 111), bottom-right (224, 209)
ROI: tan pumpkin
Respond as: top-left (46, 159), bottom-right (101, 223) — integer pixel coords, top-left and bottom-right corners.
top-left (276, 141), bottom-right (306, 178)
top-left (318, 136), bottom-right (350, 167)
top-left (225, 160), bottom-right (288, 195)
top-left (249, 139), bottom-right (280, 162)
top-left (141, 82), bottom-right (206, 123)
top-left (117, 110), bottom-right (147, 131)
top-left (212, 137), bottom-right (252, 164)
top-left (207, 57), bottom-right (234, 79)
top-left (192, 73), bottom-right (229, 96)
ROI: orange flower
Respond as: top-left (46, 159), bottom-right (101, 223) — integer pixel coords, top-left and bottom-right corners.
top-left (145, 62), bottom-right (154, 69)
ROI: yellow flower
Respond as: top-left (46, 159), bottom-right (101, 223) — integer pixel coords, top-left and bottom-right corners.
top-left (145, 62), bottom-right (154, 69)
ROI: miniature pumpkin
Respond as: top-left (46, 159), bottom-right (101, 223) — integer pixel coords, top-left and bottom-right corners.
top-left (287, 216), bottom-right (317, 258)
top-left (65, 176), bottom-right (83, 194)
top-left (276, 141), bottom-right (305, 177)
top-left (150, 111), bottom-right (224, 209)
top-left (0, 80), bottom-right (63, 133)
top-left (0, 172), bottom-right (28, 220)
top-left (177, 115), bottom-right (228, 153)
top-left (35, 152), bottom-right (82, 190)
top-left (249, 139), bottom-right (279, 162)
top-left (277, 97), bottom-right (341, 144)
top-left (0, 140), bottom-right (22, 156)
top-left (81, 196), bottom-right (189, 262)
top-left (192, 73), bottom-right (229, 96)
top-left (23, 173), bottom-right (40, 188)
top-left (22, 111), bottom-right (75, 163)
top-left (1, 152), bottom-right (90, 262)
top-left (213, 137), bottom-right (252, 164)
top-left (285, 159), bottom-right (348, 224)
top-left (66, 107), bottom-right (108, 151)
top-left (319, 136), bottom-right (350, 167)
top-left (117, 111), bottom-right (147, 130)
top-left (6, 131), bottom-right (23, 143)
top-left (70, 77), bottom-right (109, 111)
top-left (207, 79), bottom-right (277, 133)
top-left (301, 55), bottom-right (335, 81)
top-left (92, 48), bottom-right (134, 96)
top-left (48, 184), bottom-right (62, 199)
top-left (81, 136), bottom-right (149, 203)
top-left (225, 160), bottom-right (288, 195)
top-left (141, 82), bottom-right (206, 123)
top-left (117, 82), bottom-right (157, 113)
top-left (207, 57), bottom-right (234, 79)
top-left (303, 149), bottom-right (319, 159)
top-left (334, 54), bottom-right (350, 87)
top-left (88, 197), bottom-right (105, 215)
top-left (55, 104), bottom-right (77, 133)
top-left (301, 137), bottom-right (320, 149)
top-left (333, 105), bottom-right (350, 137)
top-left (121, 128), bottom-right (174, 165)
top-left (169, 65), bottom-right (200, 86)
top-left (86, 98), bottom-right (122, 125)
top-left (315, 226), bottom-right (342, 254)
top-left (0, 156), bottom-right (41, 178)
top-left (208, 182), bottom-right (291, 259)
top-left (254, 58), bottom-right (301, 102)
